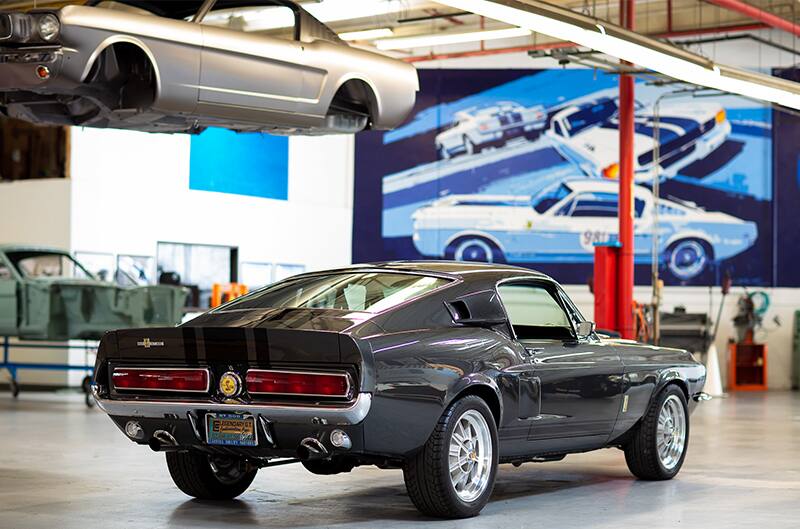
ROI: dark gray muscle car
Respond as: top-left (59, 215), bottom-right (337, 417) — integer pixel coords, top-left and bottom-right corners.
top-left (92, 261), bottom-right (707, 518)
top-left (0, 0), bottom-right (418, 134)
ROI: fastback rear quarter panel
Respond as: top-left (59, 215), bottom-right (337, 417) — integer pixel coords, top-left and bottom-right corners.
top-left (361, 326), bottom-right (513, 457)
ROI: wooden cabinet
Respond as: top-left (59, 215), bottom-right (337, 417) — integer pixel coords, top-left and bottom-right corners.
top-left (729, 343), bottom-right (767, 391)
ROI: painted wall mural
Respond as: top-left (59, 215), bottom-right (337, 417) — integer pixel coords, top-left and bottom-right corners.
top-left (353, 68), bottom-right (787, 287)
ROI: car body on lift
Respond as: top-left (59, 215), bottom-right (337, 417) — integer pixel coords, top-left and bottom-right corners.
top-left (411, 179), bottom-right (757, 281)
top-left (0, 0), bottom-right (418, 135)
top-left (0, 245), bottom-right (187, 340)
top-left (435, 101), bottom-right (547, 159)
top-left (92, 261), bottom-right (707, 518)
top-left (546, 97), bottom-right (731, 181)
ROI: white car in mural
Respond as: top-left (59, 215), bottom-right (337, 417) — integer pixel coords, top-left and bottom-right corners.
top-left (412, 180), bottom-right (757, 280)
top-left (546, 97), bottom-right (732, 182)
top-left (435, 101), bottom-right (547, 159)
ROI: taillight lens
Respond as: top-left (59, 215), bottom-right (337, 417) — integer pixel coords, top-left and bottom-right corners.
top-left (112, 368), bottom-right (210, 393)
top-left (246, 370), bottom-right (351, 398)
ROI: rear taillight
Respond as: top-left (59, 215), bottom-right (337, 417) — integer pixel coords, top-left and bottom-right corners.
top-left (246, 370), bottom-right (351, 398)
top-left (112, 368), bottom-right (210, 393)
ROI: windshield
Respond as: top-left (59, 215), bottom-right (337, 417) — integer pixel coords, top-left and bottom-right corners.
top-left (566, 99), bottom-right (617, 135)
top-left (219, 272), bottom-right (451, 313)
top-left (6, 251), bottom-right (94, 280)
top-left (532, 183), bottom-right (572, 214)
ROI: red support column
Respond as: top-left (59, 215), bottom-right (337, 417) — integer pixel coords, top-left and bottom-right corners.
top-left (618, 0), bottom-right (635, 339)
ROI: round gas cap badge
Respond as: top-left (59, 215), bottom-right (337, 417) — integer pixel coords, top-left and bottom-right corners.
top-left (219, 372), bottom-right (242, 398)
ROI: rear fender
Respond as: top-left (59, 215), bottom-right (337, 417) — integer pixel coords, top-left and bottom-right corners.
top-left (445, 374), bottom-right (503, 425)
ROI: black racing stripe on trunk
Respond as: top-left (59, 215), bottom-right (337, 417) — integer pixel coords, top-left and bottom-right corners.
top-left (183, 327), bottom-right (199, 363)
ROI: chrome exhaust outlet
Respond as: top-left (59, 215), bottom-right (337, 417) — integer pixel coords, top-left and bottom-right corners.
top-left (297, 437), bottom-right (329, 461)
top-left (693, 392), bottom-right (713, 402)
top-left (148, 430), bottom-right (179, 452)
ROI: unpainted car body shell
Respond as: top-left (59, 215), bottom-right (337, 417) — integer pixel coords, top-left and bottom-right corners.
top-left (0, 3), bottom-right (418, 134)
top-left (0, 245), bottom-right (187, 340)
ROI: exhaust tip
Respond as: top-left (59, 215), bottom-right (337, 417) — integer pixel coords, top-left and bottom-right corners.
top-left (149, 430), bottom-right (178, 452)
top-left (297, 437), bottom-right (329, 461)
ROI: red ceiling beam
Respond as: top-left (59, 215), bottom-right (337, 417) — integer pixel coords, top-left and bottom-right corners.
top-left (706, 0), bottom-right (800, 37)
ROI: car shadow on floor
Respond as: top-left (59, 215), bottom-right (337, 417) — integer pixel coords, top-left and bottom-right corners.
top-left (166, 466), bottom-right (630, 527)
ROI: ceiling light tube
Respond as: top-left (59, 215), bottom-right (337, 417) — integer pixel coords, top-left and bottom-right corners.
top-left (434, 0), bottom-right (800, 109)
top-left (376, 27), bottom-right (530, 50)
top-left (339, 28), bottom-right (395, 41)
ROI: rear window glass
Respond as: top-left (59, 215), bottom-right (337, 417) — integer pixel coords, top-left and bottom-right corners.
top-left (219, 272), bottom-right (451, 313)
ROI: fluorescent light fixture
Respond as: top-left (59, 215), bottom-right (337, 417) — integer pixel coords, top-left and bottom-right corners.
top-left (375, 27), bottom-right (530, 50)
top-left (339, 28), bottom-right (395, 41)
top-left (434, 0), bottom-right (800, 109)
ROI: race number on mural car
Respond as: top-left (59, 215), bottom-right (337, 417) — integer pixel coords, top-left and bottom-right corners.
top-left (411, 180), bottom-right (757, 280)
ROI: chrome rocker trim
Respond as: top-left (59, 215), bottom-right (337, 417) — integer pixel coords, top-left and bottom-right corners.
top-left (91, 385), bottom-right (372, 426)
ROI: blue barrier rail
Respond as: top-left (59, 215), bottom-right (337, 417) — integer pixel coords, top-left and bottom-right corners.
top-left (1, 336), bottom-right (96, 407)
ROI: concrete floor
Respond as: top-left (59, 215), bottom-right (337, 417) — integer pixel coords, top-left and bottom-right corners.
top-left (0, 391), bottom-right (798, 529)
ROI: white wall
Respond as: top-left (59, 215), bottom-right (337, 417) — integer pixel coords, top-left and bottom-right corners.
top-left (0, 179), bottom-right (71, 248)
top-left (69, 128), bottom-right (354, 273)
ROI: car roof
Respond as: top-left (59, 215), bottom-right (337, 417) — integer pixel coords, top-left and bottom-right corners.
top-left (561, 179), bottom-right (650, 196)
top-left (86, 0), bottom-right (300, 20)
top-left (332, 260), bottom-right (552, 282)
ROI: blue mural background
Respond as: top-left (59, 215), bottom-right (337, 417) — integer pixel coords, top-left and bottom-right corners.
top-left (353, 68), bottom-right (789, 286)
top-left (190, 127), bottom-right (289, 200)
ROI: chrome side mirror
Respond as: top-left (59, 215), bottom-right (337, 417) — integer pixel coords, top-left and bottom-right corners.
top-left (577, 321), bottom-right (596, 340)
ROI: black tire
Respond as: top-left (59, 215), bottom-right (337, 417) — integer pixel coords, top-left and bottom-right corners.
top-left (444, 236), bottom-right (506, 263)
top-left (166, 451), bottom-right (257, 500)
top-left (464, 136), bottom-right (482, 156)
top-left (624, 385), bottom-right (690, 480)
top-left (403, 395), bottom-right (498, 519)
top-left (663, 238), bottom-right (714, 282)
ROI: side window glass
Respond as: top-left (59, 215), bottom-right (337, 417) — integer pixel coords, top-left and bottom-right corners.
top-left (498, 284), bottom-right (573, 340)
top-left (570, 192), bottom-right (618, 217)
top-left (202, 6), bottom-right (298, 40)
top-left (635, 198), bottom-right (646, 218)
top-left (555, 199), bottom-right (575, 216)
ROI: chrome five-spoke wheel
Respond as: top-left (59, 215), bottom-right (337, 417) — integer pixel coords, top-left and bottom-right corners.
top-left (657, 394), bottom-right (687, 470)
top-left (449, 409), bottom-right (493, 502)
top-left (624, 385), bottom-right (690, 480)
top-left (403, 395), bottom-right (498, 518)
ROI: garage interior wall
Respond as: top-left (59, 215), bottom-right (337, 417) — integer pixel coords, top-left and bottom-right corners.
top-left (0, 31), bottom-right (796, 389)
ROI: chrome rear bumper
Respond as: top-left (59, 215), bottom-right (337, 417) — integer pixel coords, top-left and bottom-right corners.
top-left (91, 385), bottom-right (372, 426)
